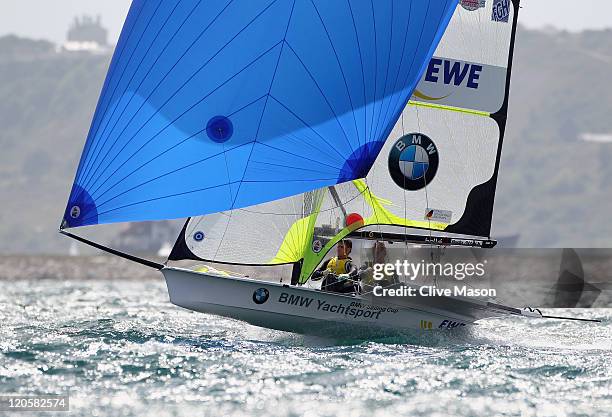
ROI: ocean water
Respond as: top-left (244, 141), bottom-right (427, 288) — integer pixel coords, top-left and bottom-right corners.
top-left (0, 278), bottom-right (610, 417)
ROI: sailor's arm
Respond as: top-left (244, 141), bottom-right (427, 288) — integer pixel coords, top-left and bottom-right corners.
top-left (334, 261), bottom-right (359, 287)
top-left (311, 259), bottom-right (331, 280)
top-left (345, 260), bottom-right (359, 278)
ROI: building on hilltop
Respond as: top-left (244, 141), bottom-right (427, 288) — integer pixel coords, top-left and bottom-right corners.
top-left (63, 15), bottom-right (109, 53)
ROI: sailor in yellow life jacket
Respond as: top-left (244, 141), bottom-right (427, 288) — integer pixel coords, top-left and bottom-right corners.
top-left (311, 239), bottom-right (358, 293)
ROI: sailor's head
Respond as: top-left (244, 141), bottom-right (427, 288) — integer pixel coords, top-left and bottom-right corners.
top-left (372, 241), bottom-right (387, 263)
top-left (337, 239), bottom-right (352, 259)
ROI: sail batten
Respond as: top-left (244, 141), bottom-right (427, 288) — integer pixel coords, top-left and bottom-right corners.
top-left (63, 0), bottom-right (458, 229)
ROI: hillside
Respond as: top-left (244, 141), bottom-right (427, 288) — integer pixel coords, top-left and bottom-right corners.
top-left (1, 27), bottom-right (612, 253)
top-left (497, 27), bottom-right (612, 246)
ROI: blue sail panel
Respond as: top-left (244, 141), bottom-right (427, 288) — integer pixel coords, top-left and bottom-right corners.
top-left (63, 0), bottom-right (458, 228)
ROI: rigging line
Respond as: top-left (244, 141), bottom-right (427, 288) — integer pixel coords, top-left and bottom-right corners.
top-left (539, 315), bottom-right (601, 323)
top-left (455, 1), bottom-right (468, 77)
top-left (91, 93), bottom-right (269, 205)
top-left (357, 180), bottom-right (371, 262)
top-left (217, 1), bottom-right (296, 258)
top-left (346, 0), bottom-right (368, 149)
top-left (241, 178), bottom-right (338, 183)
top-left (362, 177), bottom-right (384, 238)
top-left (390, 0), bottom-right (455, 134)
top-left (327, 186), bottom-right (348, 218)
top-left (267, 130), bottom-right (346, 170)
top-left (221, 120), bottom-right (235, 215)
top-left (375, 0), bottom-right (448, 142)
top-left (475, 0), bottom-right (484, 67)
top-left (351, 224), bottom-right (479, 239)
top-left (77, 0), bottom-right (174, 189)
top-left (372, 0), bottom-right (414, 142)
top-left (367, 0), bottom-right (378, 144)
top-left (226, 0), bottom-right (296, 214)
top-left (248, 160), bottom-right (339, 176)
top-left (93, 142), bottom-right (250, 211)
top-left (370, 0), bottom-right (394, 143)
top-left (407, 101), bottom-right (490, 117)
top-left (82, 0), bottom-right (275, 197)
top-left (180, 202), bottom-right (310, 223)
top-left (279, 198), bottom-right (298, 262)
top-left (74, 1), bottom-right (149, 185)
top-left (267, 95), bottom-right (351, 164)
top-left (401, 110), bottom-right (409, 260)
top-left (88, 43), bottom-right (283, 203)
top-left (60, 230), bottom-right (164, 270)
top-left (255, 142), bottom-right (343, 173)
top-left (170, 251), bottom-right (297, 267)
top-left (413, 101), bottom-right (436, 269)
top-left (387, 0), bottom-right (455, 140)
top-left (310, 0), bottom-right (363, 150)
top-left (238, 186), bottom-right (367, 215)
top-left (378, 1), bottom-right (455, 147)
top-left (211, 206), bottom-right (232, 262)
top-left (281, 43), bottom-right (357, 157)
top-left (77, 0), bottom-right (204, 192)
top-left (81, 180), bottom-right (243, 224)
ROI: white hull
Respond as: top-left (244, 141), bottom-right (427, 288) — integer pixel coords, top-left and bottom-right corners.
top-left (162, 267), bottom-right (528, 337)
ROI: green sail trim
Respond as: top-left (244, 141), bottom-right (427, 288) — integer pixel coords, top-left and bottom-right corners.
top-left (407, 100), bottom-right (491, 117)
top-left (269, 189), bottom-right (326, 264)
top-left (271, 179), bottom-right (449, 284)
top-left (353, 179), bottom-right (448, 231)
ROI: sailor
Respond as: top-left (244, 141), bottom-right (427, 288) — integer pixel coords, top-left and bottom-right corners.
top-left (311, 239), bottom-right (358, 293)
top-left (359, 241), bottom-right (399, 293)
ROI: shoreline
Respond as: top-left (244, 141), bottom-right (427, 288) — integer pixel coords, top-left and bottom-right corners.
top-left (0, 255), bottom-right (163, 281)
top-left (0, 255), bottom-right (284, 282)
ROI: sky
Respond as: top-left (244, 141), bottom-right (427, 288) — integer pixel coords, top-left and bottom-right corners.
top-left (1, 0), bottom-right (612, 45)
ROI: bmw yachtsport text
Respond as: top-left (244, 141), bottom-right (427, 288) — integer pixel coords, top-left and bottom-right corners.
top-left (277, 293), bottom-right (399, 320)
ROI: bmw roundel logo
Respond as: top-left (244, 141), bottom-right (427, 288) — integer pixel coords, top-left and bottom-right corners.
top-left (253, 288), bottom-right (269, 304)
top-left (193, 231), bottom-right (205, 242)
top-left (388, 133), bottom-right (439, 191)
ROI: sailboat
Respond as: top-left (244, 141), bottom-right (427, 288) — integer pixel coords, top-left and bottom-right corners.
top-left (60, 0), bottom-right (598, 337)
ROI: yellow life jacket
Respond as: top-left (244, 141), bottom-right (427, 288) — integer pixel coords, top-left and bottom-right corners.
top-left (326, 256), bottom-right (351, 275)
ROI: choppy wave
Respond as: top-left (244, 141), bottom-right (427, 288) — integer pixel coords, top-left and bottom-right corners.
top-left (0, 279), bottom-right (610, 417)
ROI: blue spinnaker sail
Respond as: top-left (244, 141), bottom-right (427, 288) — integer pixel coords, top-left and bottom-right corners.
top-left (63, 0), bottom-right (458, 228)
